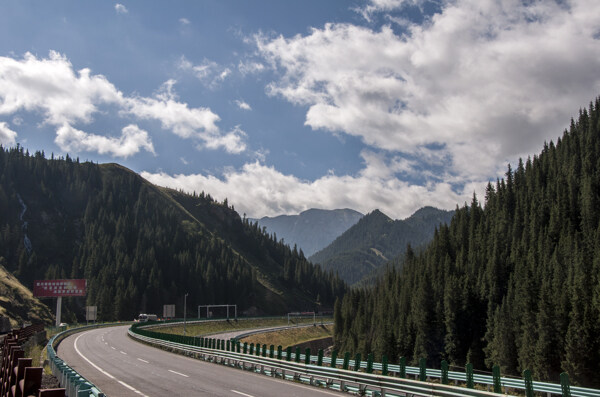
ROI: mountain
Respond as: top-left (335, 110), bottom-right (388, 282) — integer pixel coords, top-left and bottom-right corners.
top-left (0, 146), bottom-right (346, 322)
top-left (252, 208), bottom-right (363, 257)
top-left (0, 263), bottom-right (53, 327)
top-left (333, 98), bottom-right (600, 387)
top-left (309, 207), bottom-right (454, 285)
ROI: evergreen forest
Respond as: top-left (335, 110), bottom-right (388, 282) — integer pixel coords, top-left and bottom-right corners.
top-left (0, 147), bottom-right (346, 322)
top-left (333, 98), bottom-right (600, 387)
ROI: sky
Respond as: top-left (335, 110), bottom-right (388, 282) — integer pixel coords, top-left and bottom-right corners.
top-left (1, 0), bottom-right (600, 219)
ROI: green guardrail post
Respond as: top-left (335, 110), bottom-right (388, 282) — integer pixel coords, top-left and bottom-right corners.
top-left (277, 345), bottom-right (282, 360)
top-left (200, 337), bottom-right (204, 347)
top-left (382, 354), bottom-right (388, 376)
top-left (217, 339), bottom-right (221, 350)
top-left (286, 346), bottom-right (292, 361)
top-left (330, 350), bottom-right (338, 368)
top-left (343, 352), bottom-right (350, 370)
top-left (492, 365), bottom-right (501, 393)
top-left (399, 356), bottom-right (406, 378)
top-left (249, 343), bottom-right (254, 355)
top-left (354, 353), bottom-right (361, 371)
top-left (295, 347), bottom-right (301, 363)
top-left (317, 349), bottom-right (324, 366)
top-left (269, 344), bottom-right (274, 358)
top-left (466, 363), bottom-right (474, 388)
top-left (226, 340), bottom-right (230, 351)
top-left (523, 369), bottom-right (534, 397)
top-left (260, 344), bottom-right (265, 357)
top-left (441, 360), bottom-right (449, 385)
top-left (366, 353), bottom-right (374, 373)
top-left (419, 358), bottom-right (427, 381)
top-left (305, 348), bottom-right (311, 365)
top-left (560, 372), bottom-right (571, 397)
top-left (243, 342), bottom-right (248, 354)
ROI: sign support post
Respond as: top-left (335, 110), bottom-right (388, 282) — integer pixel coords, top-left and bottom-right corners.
top-left (56, 296), bottom-right (62, 327)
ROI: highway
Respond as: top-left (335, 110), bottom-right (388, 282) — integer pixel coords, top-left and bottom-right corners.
top-left (57, 325), bottom-right (344, 397)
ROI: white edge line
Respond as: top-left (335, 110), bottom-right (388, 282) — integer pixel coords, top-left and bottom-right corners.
top-left (137, 358), bottom-right (149, 363)
top-left (73, 333), bottom-right (150, 397)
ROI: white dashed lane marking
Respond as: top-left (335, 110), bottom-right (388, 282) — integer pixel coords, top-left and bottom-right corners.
top-left (168, 369), bottom-right (189, 378)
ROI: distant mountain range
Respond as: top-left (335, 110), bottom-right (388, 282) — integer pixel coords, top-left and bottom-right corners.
top-left (251, 208), bottom-right (364, 257)
top-left (309, 207), bottom-right (455, 285)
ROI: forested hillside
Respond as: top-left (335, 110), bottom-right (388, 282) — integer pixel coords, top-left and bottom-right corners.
top-left (0, 146), bottom-right (345, 322)
top-left (334, 99), bottom-right (600, 387)
top-left (310, 207), bottom-right (454, 285)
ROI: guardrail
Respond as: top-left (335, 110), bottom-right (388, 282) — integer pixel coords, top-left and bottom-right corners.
top-left (129, 328), bottom-right (501, 397)
top-left (47, 322), bottom-right (130, 397)
top-left (130, 322), bottom-right (599, 397)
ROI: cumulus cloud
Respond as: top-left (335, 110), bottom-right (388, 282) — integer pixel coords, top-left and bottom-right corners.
top-left (0, 51), bottom-right (123, 125)
top-left (142, 150), bottom-right (479, 219)
top-left (55, 123), bottom-right (155, 158)
top-left (0, 122), bottom-right (17, 146)
top-left (202, 126), bottom-right (247, 154)
top-left (115, 3), bottom-right (128, 14)
top-left (0, 52), bottom-right (246, 156)
top-left (235, 100), bottom-right (252, 111)
top-left (255, 0), bottom-right (600, 184)
top-left (179, 18), bottom-right (190, 25)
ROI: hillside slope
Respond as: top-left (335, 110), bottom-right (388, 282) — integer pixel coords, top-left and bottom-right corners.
top-left (0, 263), bottom-right (53, 327)
top-left (0, 148), bottom-right (345, 322)
top-left (310, 207), bottom-right (454, 285)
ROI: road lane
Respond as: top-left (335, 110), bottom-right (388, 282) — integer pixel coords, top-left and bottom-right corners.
top-left (57, 326), bottom-right (343, 397)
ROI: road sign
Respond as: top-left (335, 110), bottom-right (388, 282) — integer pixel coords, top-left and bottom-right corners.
top-left (33, 279), bottom-right (86, 297)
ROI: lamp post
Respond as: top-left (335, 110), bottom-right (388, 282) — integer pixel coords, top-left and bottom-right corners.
top-left (183, 293), bottom-right (189, 335)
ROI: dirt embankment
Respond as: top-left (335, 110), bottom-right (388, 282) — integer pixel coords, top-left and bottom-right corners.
top-left (288, 336), bottom-right (334, 354)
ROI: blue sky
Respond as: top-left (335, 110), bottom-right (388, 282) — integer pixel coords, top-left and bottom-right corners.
top-left (1, 0), bottom-right (600, 219)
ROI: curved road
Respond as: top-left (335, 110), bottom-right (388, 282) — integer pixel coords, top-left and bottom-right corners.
top-left (57, 325), bottom-right (343, 397)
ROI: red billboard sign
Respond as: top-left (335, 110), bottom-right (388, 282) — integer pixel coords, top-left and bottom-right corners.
top-left (33, 279), bottom-right (87, 297)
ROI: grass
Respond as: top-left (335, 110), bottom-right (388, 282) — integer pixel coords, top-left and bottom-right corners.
top-left (240, 323), bottom-right (333, 349)
top-left (154, 316), bottom-right (331, 337)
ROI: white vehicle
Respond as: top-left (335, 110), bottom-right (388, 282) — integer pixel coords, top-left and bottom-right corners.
top-left (136, 313), bottom-right (158, 322)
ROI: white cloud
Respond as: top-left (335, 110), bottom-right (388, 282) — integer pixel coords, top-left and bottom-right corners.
top-left (0, 51), bottom-right (123, 126)
top-left (141, 150), bottom-right (479, 219)
top-left (0, 52), bottom-right (245, 156)
top-left (255, 0), bottom-right (600, 185)
top-left (235, 100), bottom-right (252, 111)
top-left (115, 4), bottom-right (128, 14)
top-left (55, 123), bottom-right (155, 158)
top-left (125, 80), bottom-right (220, 138)
top-left (202, 126), bottom-right (247, 154)
top-left (0, 122), bottom-right (17, 146)
top-left (178, 56), bottom-right (231, 88)
top-left (179, 18), bottom-right (191, 25)
top-left (238, 61), bottom-right (265, 75)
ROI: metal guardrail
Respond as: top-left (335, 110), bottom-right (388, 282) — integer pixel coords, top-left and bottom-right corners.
top-left (47, 323), bottom-right (130, 397)
top-left (129, 327), bottom-right (506, 397)
top-left (130, 323), bottom-right (600, 397)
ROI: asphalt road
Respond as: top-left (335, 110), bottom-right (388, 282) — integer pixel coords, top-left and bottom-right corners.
top-left (57, 325), bottom-right (344, 397)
